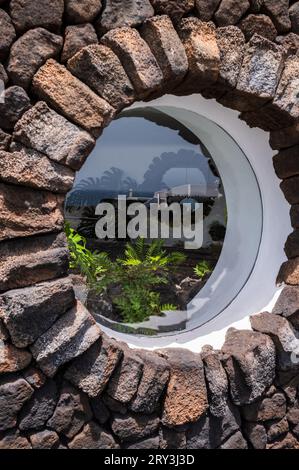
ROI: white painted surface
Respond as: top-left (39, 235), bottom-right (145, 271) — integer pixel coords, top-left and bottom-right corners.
top-left (102, 94), bottom-right (291, 352)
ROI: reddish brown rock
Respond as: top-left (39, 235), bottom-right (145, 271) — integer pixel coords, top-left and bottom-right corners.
top-left (90, 397), bottom-right (110, 424)
top-left (281, 176), bottom-right (299, 205)
top-left (0, 63), bottom-right (8, 85)
top-left (0, 232), bottom-right (69, 292)
top-left (240, 104), bottom-right (295, 132)
top-left (32, 59), bottom-right (115, 138)
top-left (0, 183), bottom-right (65, 241)
top-left (276, 32), bottom-right (299, 54)
top-left (215, 0), bottom-right (250, 26)
top-left (30, 301), bottom-right (101, 378)
top-left (220, 35), bottom-right (284, 112)
top-left (239, 14), bottom-right (277, 41)
top-left (111, 412), bottom-right (159, 442)
top-left (9, 0), bottom-right (64, 34)
top-left (0, 375), bottom-right (34, 431)
top-left (202, 26), bottom-right (245, 99)
top-left (220, 431), bottom-right (248, 449)
top-left (244, 422), bottom-right (267, 449)
top-left (0, 149), bottom-right (74, 193)
top-left (68, 422), bottom-right (119, 449)
top-left (195, 0), bottom-right (221, 21)
top-left (67, 44), bottom-right (135, 110)
top-left (13, 102), bottom-right (95, 170)
top-left (278, 257), bottom-right (299, 285)
top-left (107, 348), bottom-right (143, 403)
top-left (160, 349), bottom-right (208, 427)
top-left (267, 417), bottom-right (289, 441)
top-left (65, 336), bottom-right (122, 397)
top-left (22, 367), bottom-right (46, 390)
top-left (101, 27), bottom-right (163, 98)
top-left (267, 432), bottom-right (299, 449)
top-left (0, 341), bottom-right (32, 374)
top-left (273, 146), bottom-right (299, 179)
top-left (0, 278), bottom-right (75, 348)
top-left (97, 0), bottom-right (154, 34)
top-left (0, 320), bottom-right (8, 341)
top-left (270, 122), bottom-right (299, 150)
top-left (0, 430), bottom-right (31, 449)
top-left (61, 24), bottom-right (98, 63)
top-left (48, 382), bottom-right (92, 438)
top-left (65, 0), bottom-right (102, 24)
top-left (263, 0), bottom-right (291, 33)
top-left (150, 0), bottom-right (194, 23)
top-left (222, 328), bottom-right (276, 405)
top-left (130, 350), bottom-right (169, 415)
top-left (30, 430), bottom-right (59, 449)
top-left (0, 86), bottom-right (31, 131)
top-left (243, 393), bottom-right (287, 422)
top-left (0, 130), bottom-right (11, 151)
top-left (140, 15), bottom-right (188, 89)
top-left (8, 28), bottom-right (62, 90)
top-left (177, 18), bottom-right (220, 94)
top-left (273, 286), bottom-right (299, 328)
top-left (0, 9), bottom-right (16, 60)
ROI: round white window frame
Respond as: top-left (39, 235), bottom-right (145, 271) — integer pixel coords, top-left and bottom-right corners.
top-left (99, 94), bottom-right (291, 352)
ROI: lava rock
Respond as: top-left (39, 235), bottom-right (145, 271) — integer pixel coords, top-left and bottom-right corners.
top-left (220, 431), bottom-right (248, 449)
top-left (202, 346), bottom-right (228, 418)
top-left (125, 436), bottom-right (160, 449)
top-left (273, 286), bottom-right (299, 328)
top-left (285, 230), bottom-right (299, 259)
top-left (0, 9), bottom-right (16, 60)
top-left (291, 206), bottom-right (299, 230)
top-left (0, 430), bottom-right (31, 449)
top-left (111, 412), bottom-right (159, 442)
top-left (150, 0), bottom-right (194, 23)
top-left (67, 44), bottom-right (135, 110)
top-left (65, 0), bottom-right (102, 24)
top-left (18, 380), bottom-right (58, 431)
top-left (160, 348), bottom-right (208, 427)
top-left (62, 24), bottom-right (98, 63)
top-left (140, 15), bottom-right (188, 89)
top-left (48, 382), bottom-right (92, 438)
top-left (0, 130), bottom-right (11, 151)
top-left (159, 428), bottom-right (186, 449)
top-left (0, 232), bottom-right (69, 292)
top-left (242, 393), bottom-right (287, 422)
top-left (0, 374), bottom-right (34, 431)
top-left (13, 102), bottom-right (95, 170)
top-left (9, 0), bottom-right (64, 34)
top-left (176, 18), bottom-right (220, 94)
top-left (101, 26), bottom-right (163, 98)
top-left (276, 32), bottom-right (299, 54)
top-left (90, 397), bottom-right (110, 424)
top-left (263, 0), bottom-right (291, 33)
top-left (97, 0), bottom-right (154, 34)
top-left (29, 430), bottom-right (59, 449)
top-left (0, 148), bottom-right (74, 193)
top-left (32, 59), bottom-right (115, 138)
top-left (130, 350), bottom-right (169, 415)
top-left (22, 367), bottom-right (46, 390)
top-left (8, 28), bottom-right (63, 90)
top-left (271, 54), bottom-right (299, 122)
top-left (267, 432), bottom-right (299, 449)
top-left (215, 0), bottom-right (250, 26)
top-left (0, 63), bottom-right (8, 85)
top-left (290, 3), bottom-right (299, 34)
top-left (278, 257), bottom-right (299, 285)
top-left (0, 341), bottom-right (32, 374)
top-left (239, 14), bottom-right (277, 41)
top-left (267, 416), bottom-right (289, 442)
top-left (195, 0), bottom-right (221, 21)
top-left (244, 422), bottom-right (267, 449)
top-left (0, 278), bottom-right (75, 348)
top-left (31, 301), bottom-right (101, 377)
top-left (273, 146), bottom-right (299, 179)
top-left (68, 422), bottom-right (119, 449)
top-left (65, 336), bottom-right (122, 397)
top-left (0, 86), bottom-right (31, 130)
top-left (107, 348), bottom-right (143, 403)
top-left (222, 328), bottom-right (276, 405)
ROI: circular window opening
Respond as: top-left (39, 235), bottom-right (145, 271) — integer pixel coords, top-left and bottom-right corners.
top-left (65, 106), bottom-right (262, 337)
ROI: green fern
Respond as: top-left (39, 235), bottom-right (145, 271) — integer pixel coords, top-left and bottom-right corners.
top-left (194, 261), bottom-right (212, 280)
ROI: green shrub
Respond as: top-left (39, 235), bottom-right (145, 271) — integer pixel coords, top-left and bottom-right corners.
top-left (194, 260), bottom-right (212, 280)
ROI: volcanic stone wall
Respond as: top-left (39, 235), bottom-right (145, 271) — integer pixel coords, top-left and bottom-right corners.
top-left (1, 0), bottom-right (299, 450)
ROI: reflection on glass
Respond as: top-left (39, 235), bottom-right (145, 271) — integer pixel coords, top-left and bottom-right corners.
top-left (65, 109), bottom-right (227, 336)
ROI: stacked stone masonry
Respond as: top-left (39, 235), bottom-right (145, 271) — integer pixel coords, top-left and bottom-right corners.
top-left (1, 0), bottom-right (299, 450)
